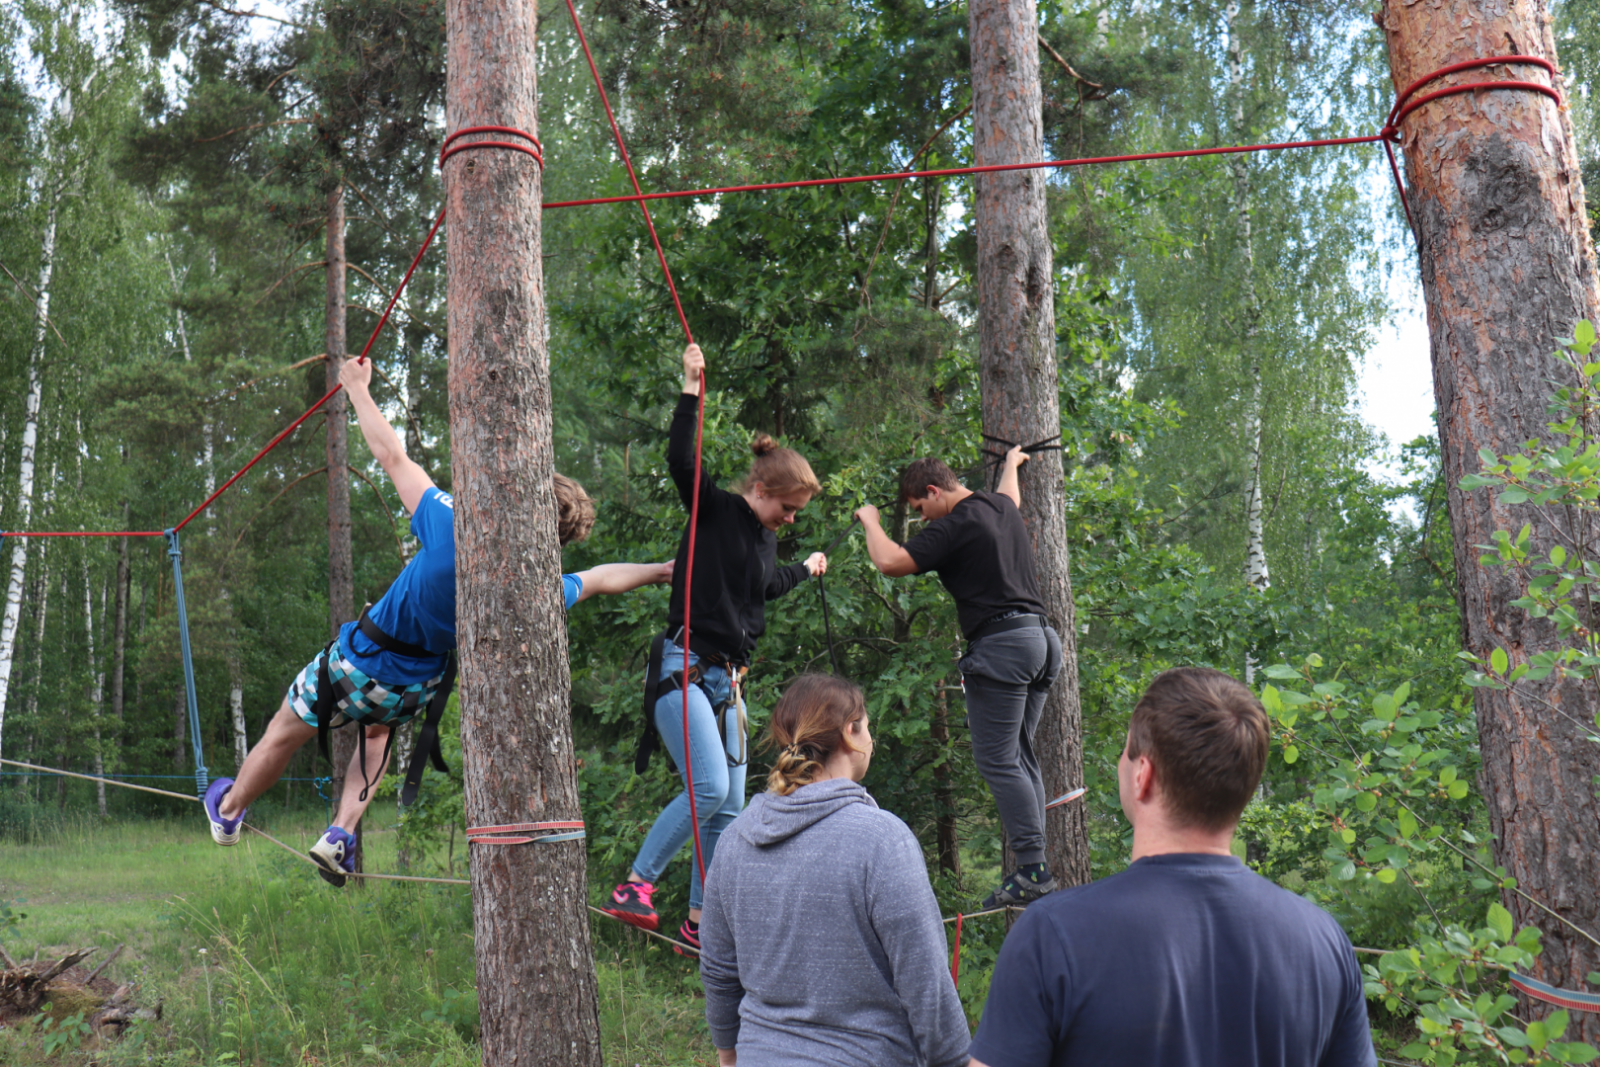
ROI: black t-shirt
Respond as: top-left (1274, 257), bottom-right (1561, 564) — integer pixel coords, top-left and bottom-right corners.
top-left (664, 394), bottom-right (810, 663)
top-left (902, 491), bottom-right (1047, 639)
top-left (969, 853), bottom-right (1377, 1067)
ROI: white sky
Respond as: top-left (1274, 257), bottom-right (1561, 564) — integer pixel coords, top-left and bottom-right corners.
top-left (1358, 276), bottom-right (1436, 458)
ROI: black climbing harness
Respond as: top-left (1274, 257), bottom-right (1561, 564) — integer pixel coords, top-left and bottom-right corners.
top-left (633, 630), bottom-right (747, 775)
top-left (313, 606), bottom-right (456, 807)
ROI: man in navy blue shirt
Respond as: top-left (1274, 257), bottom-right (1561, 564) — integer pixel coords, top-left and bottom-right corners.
top-left (202, 357), bottom-right (669, 884)
top-left (969, 667), bottom-right (1377, 1067)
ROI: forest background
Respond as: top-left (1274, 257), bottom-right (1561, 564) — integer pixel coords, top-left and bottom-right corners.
top-left (1, 0), bottom-right (1599, 1064)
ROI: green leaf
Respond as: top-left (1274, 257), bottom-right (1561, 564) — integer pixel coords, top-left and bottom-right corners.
top-left (1333, 860), bottom-right (1356, 881)
top-left (1283, 745), bottom-right (1299, 765)
top-left (1355, 792), bottom-right (1378, 813)
top-left (1576, 320), bottom-right (1596, 351)
top-left (1263, 664), bottom-right (1301, 680)
top-left (1375, 868), bottom-right (1398, 883)
top-left (1398, 809), bottom-right (1417, 839)
top-left (1491, 647), bottom-right (1510, 675)
top-left (1448, 780), bottom-right (1470, 800)
top-left (1489, 902), bottom-right (1515, 942)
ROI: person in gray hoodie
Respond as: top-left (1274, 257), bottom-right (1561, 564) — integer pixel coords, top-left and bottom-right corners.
top-left (698, 674), bottom-right (971, 1067)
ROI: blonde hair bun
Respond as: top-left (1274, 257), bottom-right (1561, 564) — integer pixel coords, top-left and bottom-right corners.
top-left (751, 433), bottom-right (778, 457)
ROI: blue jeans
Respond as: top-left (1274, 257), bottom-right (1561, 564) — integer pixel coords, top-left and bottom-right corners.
top-left (631, 642), bottom-right (747, 910)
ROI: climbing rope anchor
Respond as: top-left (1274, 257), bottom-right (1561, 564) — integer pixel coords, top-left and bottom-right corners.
top-left (164, 528), bottom-right (209, 796)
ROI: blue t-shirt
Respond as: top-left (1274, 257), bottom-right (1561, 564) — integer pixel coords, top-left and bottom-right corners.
top-left (562, 573), bottom-right (582, 611)
top-left (339, 487), bottom-right (456, 685)
top-left (969, 853), bottom-right (1376, 1067)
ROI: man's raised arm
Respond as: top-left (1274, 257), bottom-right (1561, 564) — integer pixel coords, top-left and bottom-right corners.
top-left (339, 357), bottom-right (435, 515)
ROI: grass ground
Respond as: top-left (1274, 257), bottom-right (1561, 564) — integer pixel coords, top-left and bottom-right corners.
top-left (0, 805), bottom-right (717, 1066)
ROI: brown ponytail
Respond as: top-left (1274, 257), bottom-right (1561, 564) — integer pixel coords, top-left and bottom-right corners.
top-left (739, 434), bottom-right (821, 499)
top-left (764, 674), bottom-right (867, 796)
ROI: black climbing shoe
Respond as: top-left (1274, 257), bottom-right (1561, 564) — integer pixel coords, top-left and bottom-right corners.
top-left (978, 868), bottom-right (1057, 911)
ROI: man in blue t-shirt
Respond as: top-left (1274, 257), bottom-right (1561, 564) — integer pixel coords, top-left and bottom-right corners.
top-left (202, 357), bottom-right (671, 885)
top-left (969, 667), bottom-right (1377, 1067)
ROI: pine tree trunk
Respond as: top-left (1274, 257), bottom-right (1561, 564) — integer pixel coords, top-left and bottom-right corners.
top-left (0, 203), bottom-right (57, 755)
top-left (1379, 0), bottom-right (1600, 1038)
top-left (445, 1), bottom-right (603, 1060)
top-left (325, 183), bottom-right (359, 847)
top-left (969, 0), bottom-right (1089, 888)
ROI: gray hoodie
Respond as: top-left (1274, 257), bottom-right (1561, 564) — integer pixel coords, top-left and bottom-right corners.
top-left (699, 778), bottom-right (971, 1067)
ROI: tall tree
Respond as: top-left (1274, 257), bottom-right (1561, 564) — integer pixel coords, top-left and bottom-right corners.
top-left (1379, 0), bottom-right (1600, 1039)
top-left (969, 0), bottom-right (1089, 885)
top-left (445, 0), bottom-right (602, 1062)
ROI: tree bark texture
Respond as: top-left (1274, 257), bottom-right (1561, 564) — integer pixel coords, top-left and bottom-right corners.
top-left (0, 202), bottom-right (56, 754)
top-left (325, 183), bottom-right (360, 838)
top-left (444, 2), bottom-right (603, 1063)
top-left (1380, 0), bottom-right (1600, 1035)
top-left (111, 505), bottom-right (129, 735)
top-left (969, 0), bottom-right (1089, 888)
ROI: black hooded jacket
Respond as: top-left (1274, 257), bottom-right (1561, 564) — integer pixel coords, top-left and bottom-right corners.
top-left (664, 392), bottom-right (810, 664)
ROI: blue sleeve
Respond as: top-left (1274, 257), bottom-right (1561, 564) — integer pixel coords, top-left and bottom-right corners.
top-left (410, 487), bottom-right (455, 548)
top-left (562, 573), bottom-right (582, 611)
top-left (968, 904), bottom-right (1066, 1067)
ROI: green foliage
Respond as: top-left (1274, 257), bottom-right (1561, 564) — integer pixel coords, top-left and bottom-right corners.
top-left (1261, 655), bottom-right (1598, 1064)
top-left (1458, 323), bottom-right (1600, 729)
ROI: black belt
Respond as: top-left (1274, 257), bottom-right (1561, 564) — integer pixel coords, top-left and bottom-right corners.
top-left (969, 612), bottom-right (1047, 643)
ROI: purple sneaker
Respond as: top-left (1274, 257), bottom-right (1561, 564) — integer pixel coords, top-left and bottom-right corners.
top-left (204, 777), bottom-right (245, 846)
top-left (309, 826), bottom-right (358, 887)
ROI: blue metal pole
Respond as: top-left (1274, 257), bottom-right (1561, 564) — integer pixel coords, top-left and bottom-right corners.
top-left (165, 529), bottom-right (209, 796)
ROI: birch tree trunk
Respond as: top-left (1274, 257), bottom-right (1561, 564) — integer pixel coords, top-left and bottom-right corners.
top-left (83, 568), bottom-right (106, 816)
top-left (970, 0), bottom-right (1089, 887)
top-left (0, 203), bottom-right (57, 755)
top-left (445, 0), bottom-right (603, 1059)
top-left (1226, 1), bottom-right (1269, 685)
top-left (1379, 0), bottom-right (1600, 1038)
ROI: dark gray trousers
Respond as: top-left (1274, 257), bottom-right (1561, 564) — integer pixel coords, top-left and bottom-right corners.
top-left (959, 624), bottom-right (1063, 867)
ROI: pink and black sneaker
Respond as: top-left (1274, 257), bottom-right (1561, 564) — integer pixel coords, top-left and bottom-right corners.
top-left (602, 880), bottom-right (659, 932)
top-left (674, 918), bottom-right (700, 958)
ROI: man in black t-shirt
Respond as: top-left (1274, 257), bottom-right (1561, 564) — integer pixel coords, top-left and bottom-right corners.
top-left (857, 449), bottom-right (1064, 909)
top-left (967, 668), bottom-right (1377, 1067)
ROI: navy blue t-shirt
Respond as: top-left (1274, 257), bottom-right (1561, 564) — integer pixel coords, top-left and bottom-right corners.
top-left (969, 853), bottom-right (1376, 1067)
top-left (340, 487), bottom-right (456, 685)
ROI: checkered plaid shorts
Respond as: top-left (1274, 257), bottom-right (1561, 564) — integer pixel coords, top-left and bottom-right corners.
top-left (287, 640), bottom-right (446, 730)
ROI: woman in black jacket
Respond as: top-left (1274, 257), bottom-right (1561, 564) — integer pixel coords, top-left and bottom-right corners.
top-left (601, 343), bottom-right (827, 950)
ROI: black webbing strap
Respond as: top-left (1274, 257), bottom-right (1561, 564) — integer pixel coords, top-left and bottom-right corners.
top-left (314, 639), bottom-right (341, 765)
top-left (634, 631), bottom-right (671, 775)
top-left (359, 607), bottom-right (438, 660)
top-left (401, 653), bottom-right (456, 806)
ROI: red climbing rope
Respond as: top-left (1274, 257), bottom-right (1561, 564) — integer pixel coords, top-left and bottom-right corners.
top-left (440, 126), bottom-right (545, 169)
top-left (2, 530), bottom-right (163, 538)
top-left (171, 205), bottom-right (451, 533)
top-left (541, 135), bottom-right (1387, 210)
top-left (951, 912), bottom-right (964, 984)
top-left (562, 0), bottom-right (708, 888)
top-left (1377, 55), bottom-right (1563, 240)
